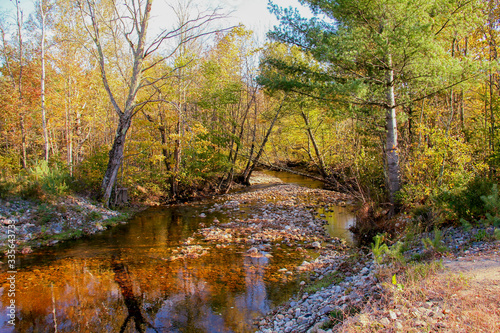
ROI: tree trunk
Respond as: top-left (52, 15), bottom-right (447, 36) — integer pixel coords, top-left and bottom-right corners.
top-left (159, 125), bottom-right (171, 172)
top-left (242, 103), bottom-right (258, 182)
top-left (65, 77), bottom-right (73, 175)
top-left (87, 0), bottom-right (152, 206)
top-left (20, 115), bottom-right (27, 169)
top-left (438, 89), bottom-right (455, 186)
top-left (40, 0), bottom-right (49, 162)
top-left (101, 115), bottom-right (132, 206)
top-left (385, 55), bottom-right (400, 206)
top-left (300, 108), bottom-right (328, 178)
top-left (171, 114), bottom-right (181, 198)
top-left (224, 88), bottom-right (257, 191)
top-left (242, 97), bottom-right (286, 184)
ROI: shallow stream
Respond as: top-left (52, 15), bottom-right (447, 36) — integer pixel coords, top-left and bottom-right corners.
top-left (0, 171), bottom-right (355, 333)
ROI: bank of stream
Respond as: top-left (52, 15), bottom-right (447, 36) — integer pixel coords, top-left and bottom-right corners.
top-left (0, 171), bottom-right (361, 333)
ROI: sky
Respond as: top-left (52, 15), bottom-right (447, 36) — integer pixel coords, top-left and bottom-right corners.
top-left (0, 0), bottom-right (315, 46)
top-left (149, 0), bottom-right (315, 44)
top-left (216, 0), bottom-right (313, 43)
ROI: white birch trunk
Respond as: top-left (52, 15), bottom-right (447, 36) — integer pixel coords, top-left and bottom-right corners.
top-left (385, 54), bottom-right (400, 206)
top-left (40, 0), bottom-right (49, 161)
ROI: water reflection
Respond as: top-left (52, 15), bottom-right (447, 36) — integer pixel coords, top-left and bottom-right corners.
top-left (262, 170), bottom-right (324, 189)
top-left (0, 171), bottom-right (355, 332)
top-left (111, 254), bottom-right (150, 333)
top-left (0, 204), bottom-right (302, 333)
top-left (241, 255), bottom-right (269, 315)
top-left (318, 206), bottom-right (356, 244)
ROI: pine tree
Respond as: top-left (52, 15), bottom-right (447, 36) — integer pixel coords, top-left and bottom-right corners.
top-left (263, 0), bottom-right (480, 207)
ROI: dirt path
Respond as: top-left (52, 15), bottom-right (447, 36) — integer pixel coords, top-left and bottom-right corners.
top-left (443, 247), bottom-right (500, 293)
top-left (445, 253), bottom-right (500, 281)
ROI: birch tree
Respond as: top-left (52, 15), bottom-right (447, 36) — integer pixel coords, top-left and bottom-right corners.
top-left (38, 0), bottom-right (50, 161)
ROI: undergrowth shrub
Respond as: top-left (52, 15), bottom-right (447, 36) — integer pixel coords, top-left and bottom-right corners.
top-left (399, 125), bottom-right (487, 209)
top-left (1, 161), bottom-right (72, 200)
top-left (0, 153), bottom-right (21, 179)
top-left (422, 228), bottom-right (447, 254)
top-left (31, 161), bottom-right (71, 196)
top-left (35, 203), bottom-right (57, 225)
top-left (371, 234), bottom-right (406, 266)
top-left (479, 184), bottom-right (500, 227)
top-left (437, 177), bottom-right (495, 224)
top-left (0, 179), bottom-right (16, 199)
top-left (411, 205), bottom-right (441, 231)
top-left (73, 147), bottom-right (109, 195)
top-left (350, 202), bottom-right (405, 246)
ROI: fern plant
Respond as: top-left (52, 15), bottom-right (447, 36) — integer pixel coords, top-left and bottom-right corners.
top-left (371, 234), bottom-right (389, 264)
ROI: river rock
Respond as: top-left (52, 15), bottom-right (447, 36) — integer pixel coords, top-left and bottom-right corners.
top-left (389, 310), bottom-right (397, 320)
top-left (311, 241), bottom-right (321, 249)
top-left (247, 247), bottom-right (260, 255)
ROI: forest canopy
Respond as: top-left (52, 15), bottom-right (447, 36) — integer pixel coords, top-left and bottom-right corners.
top-left (0, 0), bottom-right (499, 226)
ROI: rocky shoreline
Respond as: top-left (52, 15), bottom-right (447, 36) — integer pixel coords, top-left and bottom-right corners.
top-left (0, 195), bottom-right (132, 255)
top-left (253, 226), bottom-right (500, 333)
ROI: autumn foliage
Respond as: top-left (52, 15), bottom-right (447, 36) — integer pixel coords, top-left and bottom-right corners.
top-left (0, 0), bottom-right (499, 227)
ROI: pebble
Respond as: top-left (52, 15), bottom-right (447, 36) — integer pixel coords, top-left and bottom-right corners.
top-left (389, 310), bottom-right (397, 320)
top-left (247, 247), bottom-right (259, 254)
top-left (311, 241), bottom-right (321, 249)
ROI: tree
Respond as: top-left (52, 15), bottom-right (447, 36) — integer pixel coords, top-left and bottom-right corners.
top-left (78, 0), bottom-right (225, 205)
top-left (263, 0), bottom-right (480, 207)
top-left (38, 0), bottom-right (50, 162)
top-left (0, 0), bottom-right (41, 169)
top-left (195, 26), bottom-right (259, 190)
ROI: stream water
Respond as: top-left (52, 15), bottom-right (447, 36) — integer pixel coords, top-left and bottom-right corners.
top-left (0, 171), bottom-right (355, 333)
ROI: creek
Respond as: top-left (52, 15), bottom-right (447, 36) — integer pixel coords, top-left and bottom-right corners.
top-left (0, 171), bottom-right (355, 333)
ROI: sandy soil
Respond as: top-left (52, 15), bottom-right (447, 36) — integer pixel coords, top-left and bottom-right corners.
top-left (443, 246), bottom-right (500, 294)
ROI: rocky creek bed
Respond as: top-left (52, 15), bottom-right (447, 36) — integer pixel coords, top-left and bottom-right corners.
top-left (252, 225), bottom-right (500, 333)
top-left (1, 171), bottom-right (499, 332)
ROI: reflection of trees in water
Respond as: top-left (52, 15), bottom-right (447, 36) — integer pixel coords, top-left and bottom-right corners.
top-left (241, 255), bottom-right (270, 313)
top-left (214, 254), bottom-right (271, 333)
top-left (111, 254), bottom-right (159, 333)
top-left (150, 250), bottom-right (261, 332)
top-left (8, 229), bottom-right (292, 333)
top-left (175, 265), bottom-right (210, 332)
top-left (149, 264), bottom-right (211, 332)
top-left (7, 258), bottom-right (135, 332)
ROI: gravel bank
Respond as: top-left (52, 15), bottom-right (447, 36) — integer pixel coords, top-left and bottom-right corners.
top-left (253, 214), bottom-right (500, 333)
top-left (0, 196), bottom-right (130, 254)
